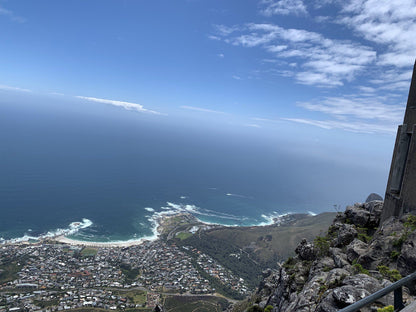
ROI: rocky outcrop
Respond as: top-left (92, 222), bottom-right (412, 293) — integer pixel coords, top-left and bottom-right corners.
top-left (366, 193), bottom-right (383, 203)
top-left (295, 238), bottom-right (316, 261)
top-left (244, 199), bottom-right (416, 312)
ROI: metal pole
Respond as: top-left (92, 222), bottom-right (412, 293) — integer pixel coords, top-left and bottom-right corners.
top-left (394, 287), bottom-right (404, 311)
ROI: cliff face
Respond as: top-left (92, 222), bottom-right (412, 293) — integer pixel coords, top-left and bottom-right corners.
top-left (243, 201), bottom-right (416, 312)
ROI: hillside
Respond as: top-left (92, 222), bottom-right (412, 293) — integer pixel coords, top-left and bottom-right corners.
top-left (235, 201), bottom-right (416, 312)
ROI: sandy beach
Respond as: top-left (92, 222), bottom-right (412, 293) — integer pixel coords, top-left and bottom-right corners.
top-left (54, 235), bottom-right (153, 248)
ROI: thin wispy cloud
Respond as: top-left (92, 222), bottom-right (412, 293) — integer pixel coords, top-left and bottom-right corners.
top-left (0, 84), bottom-right (31, 92)
top-left (282, 118), bottom-right (397, 134)
top-left (208, 0), bottom-right (416, 135)
top-left (180, 105), bottom-right (227, 114)
top-left (245, 123), bottom-right (262, 128)
top-left (297, 96), bottom-right (404, 123)
top-left (260, 0), bottom-right (308, 16)
top-left (0, 5), bottom-right (25, 23)
top-left (336, 0), bottom-right (416, 87)
top-left (76, 96), bottom-right (162, 115)
top-left (214, 23), bottom-right (376, 87)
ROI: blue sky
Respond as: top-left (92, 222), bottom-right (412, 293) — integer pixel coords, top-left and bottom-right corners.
top-left (1, 0), bottom-right (415, 170)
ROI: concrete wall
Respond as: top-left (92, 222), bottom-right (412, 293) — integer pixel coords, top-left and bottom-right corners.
top-left (381, 61), bottom-right (416, 223)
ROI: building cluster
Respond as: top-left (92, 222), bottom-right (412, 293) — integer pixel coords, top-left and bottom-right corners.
top-left (0, 239), bottom-right (249, 311)
top-left (195, 250), bottom-right (248, 294)
top-left (0, 289), bottom-right (155, 312)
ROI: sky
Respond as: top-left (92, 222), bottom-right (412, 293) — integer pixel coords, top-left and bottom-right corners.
top-left (1, 0), bottom-right (416, 173)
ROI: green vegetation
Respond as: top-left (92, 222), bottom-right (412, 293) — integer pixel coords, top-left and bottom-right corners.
top-left (377, 265), bottom-right (402, 282)
top-left (247, 306), bottom-right (263, 312)
top-left (112, 290), bottom-right (146, 303)
top-left (119, 263), bottom-right (141, 284)
top-left (0, 261), bottom-right (20, 283)
top-left (80, 247), bottom-right (98, 257)
top-left (390, 250), bottom-right (400, 260)
top-left (314, 236), bottom-right (330, 257)
top-left (357, 227), bottom-right (372, 243)
top-left (393, 215), bottom-right (416, 248)
top-left (175, 232), bottom-right (192, 240)
top-left (319, 285), bottom-right (328, 294)
top-left (190, 258), bottom-right (245, 300)
top-left (393, 233), bottom-right (408, 248)
top-left (33, 299), bottom-right (59, 308)
top-left (351, 261), bottom-right (369, 275)
top-left (283, 256), bottom-right (296, 270)
top-left (163, 295), bottom-right (230, 312)
top-left (182, 232), bottom-right (262, 289)
top-left (377, 305), bottom-right (394, 312)
top-left (264, 305), bottom-right (273, 312)
top-left (192, 212), bottom-right (336, 269)
top-left (404, 215), bottom-right (416, 230)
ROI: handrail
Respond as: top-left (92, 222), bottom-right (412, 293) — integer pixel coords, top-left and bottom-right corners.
top-left (338, 271), bottom-right (416, 312)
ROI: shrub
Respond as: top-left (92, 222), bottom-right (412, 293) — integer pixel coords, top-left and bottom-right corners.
top-left (377, 305), bottom-right (394, 312)
top-left (283, 256), bottom-right (297, 270)
top-left (352, 262), bottom-right (369, 275)
top-left (357, 227), bottom-right (372, 243)
top-left (314, 236), bottom-right (330, 257)
top-left (264, 305), bottom-right (273, 312)
top-left (247, 305), bottom-right (263, 312)
top-left (390, 250), bottom-right (400, 260)
top-left (404, 215), bottom-right (416, 231)
top-left (377, 265), bottom-right (402, 282)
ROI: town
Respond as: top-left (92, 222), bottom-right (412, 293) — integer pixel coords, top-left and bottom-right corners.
top-left (0, 238), bottom-right (249, 311)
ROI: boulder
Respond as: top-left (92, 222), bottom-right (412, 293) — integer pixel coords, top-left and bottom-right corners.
top-left (330, 248), bottom-right (350, 268)
top-left (346, 239), bottom-right (368, 263)
top-left (398, 231), bottom-right (416, 291)
top-left (345, 204), bottom-right (370, 227)
top-left (325, 268), bottom-right (349, 287)
top-left (334, 223), bottom-right (357, 247)
top-left (332, 285), bottom-right (369, 307)
top-left (364, 201), bottom-right (383, 227)
top-left (295, 238), bottom-right (316, 261)
top-left (342, 274), bottom-right (382, 291)
top-left (365, 193), bottom-right (383, 203)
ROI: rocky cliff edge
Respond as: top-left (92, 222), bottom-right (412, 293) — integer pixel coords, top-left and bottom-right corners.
top-left (236, 200), bottom-right (416, 312)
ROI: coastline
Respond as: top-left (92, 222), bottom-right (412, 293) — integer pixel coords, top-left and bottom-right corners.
top-left (53, 235), bottom-right (152, 248)
top-left (1, 211), bottom-right (318, 247)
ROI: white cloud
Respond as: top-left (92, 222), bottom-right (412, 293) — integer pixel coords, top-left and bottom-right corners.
top-left (252, 117), bottom-right (282, 123)
top-left (260, 0), bottom-right (308, 16)
top-left (213, 22), bottom-right (376, 87)
top-left (297, 96), bottom-right (404, 123)
top-left (232, 75), bottom-right (241, 80)
top-left (0, 84), bottom-right (31, 92)
top-left (0, 5), bottom-right (25, 23)
top-left (180, 105), bottom-right (227, 114)
top-left (214, 24), bottom-right (240, 36)
top-left (217, 53), bottom-right (225, 58)
top-left (339, 0), bottom-right (416, 71)
top-left (245, 123), bottom-right (262, 128)
top-left (76, 96), bottom-right (162, 115)
top-left (207, 0), bottom-right (416, 135)
top-left (282, 118), bottom-right (397, 134)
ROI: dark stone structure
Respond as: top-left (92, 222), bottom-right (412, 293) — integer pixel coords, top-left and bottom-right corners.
top-left (382, 60), bottom-right (416, 222)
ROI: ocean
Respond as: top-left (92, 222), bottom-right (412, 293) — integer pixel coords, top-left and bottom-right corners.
top-left (0, 94), bottom-right (389, 243)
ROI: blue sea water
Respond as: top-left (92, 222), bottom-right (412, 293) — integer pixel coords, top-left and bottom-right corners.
top-left (0, 94), bottom-right (390, 243)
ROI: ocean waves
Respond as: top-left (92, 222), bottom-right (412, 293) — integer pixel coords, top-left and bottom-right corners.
top-left (1, 194), bottom-right (307, 245)
top-left (0, 218), bottom-right (93, 244)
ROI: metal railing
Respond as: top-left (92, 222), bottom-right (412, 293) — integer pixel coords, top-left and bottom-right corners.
top-left (338, 271), bottom-right (416, 312)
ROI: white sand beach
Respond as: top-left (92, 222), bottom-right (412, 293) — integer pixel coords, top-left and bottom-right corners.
top-left (54, 235), bottom-right (151, 248)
